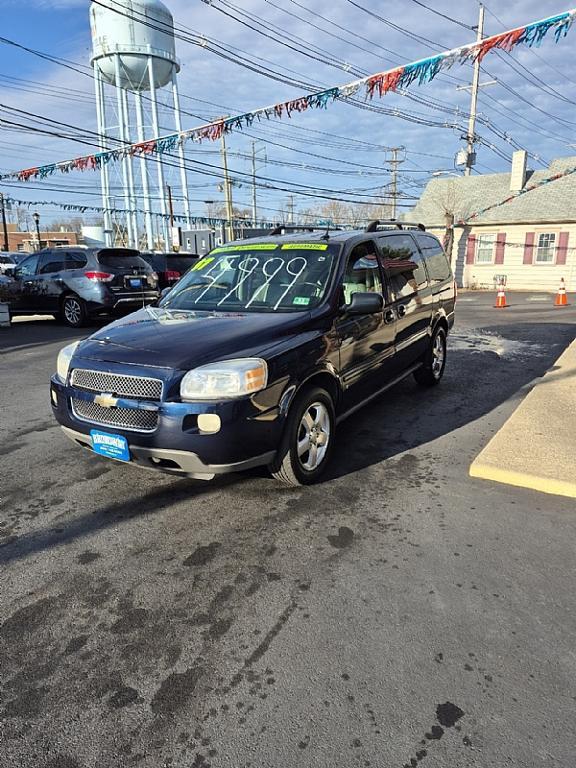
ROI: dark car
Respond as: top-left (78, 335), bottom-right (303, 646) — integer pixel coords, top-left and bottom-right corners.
top-left (50, 222), bottom-right (456, 486)
top-left (139, 252), bottom-right (199, 289)
top-left (7, 247), bottom-right (159, 327)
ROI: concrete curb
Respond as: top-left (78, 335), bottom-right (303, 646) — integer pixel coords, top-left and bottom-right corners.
top-left (470, 336), bottom-right (576, 499)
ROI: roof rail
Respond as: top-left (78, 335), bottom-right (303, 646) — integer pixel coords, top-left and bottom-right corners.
top-left (365, 220), bottom-right (426, 233)
top-left (268, 225), bottom-right (342, 236)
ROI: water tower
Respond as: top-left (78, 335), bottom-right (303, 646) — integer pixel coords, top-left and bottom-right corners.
top-left (90, 0), bottom-right (191, 249)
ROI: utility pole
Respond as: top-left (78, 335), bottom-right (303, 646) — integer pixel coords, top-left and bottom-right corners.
top-left (166, 183), bottom-right (177, 252)
top-left (0, 193), bottom-right (8, 252)
top-left (465, 4), bottom-right (484, 176)
top-left (220, 129), bottom-right (234, 242)
top-left (287, 196), bottom-right (295, 225)
top-left (389, 147), bottom-right (405, 219)
top-left (252, 142), bottom-right (257, 224)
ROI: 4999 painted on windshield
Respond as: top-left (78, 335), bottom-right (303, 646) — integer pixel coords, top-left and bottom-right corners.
top-left (160, 242), bottom-right (342, 313)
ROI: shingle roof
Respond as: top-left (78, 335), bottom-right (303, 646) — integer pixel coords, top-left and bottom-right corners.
top-left (408, 156), bottom-right (576, 226)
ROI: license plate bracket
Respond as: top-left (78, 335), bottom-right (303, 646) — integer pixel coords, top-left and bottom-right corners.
top-left (90, 430), bottom-right (130, 462)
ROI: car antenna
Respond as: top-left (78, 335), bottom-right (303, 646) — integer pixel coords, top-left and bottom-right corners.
top-left (321, 224), bottom-right (331, 241)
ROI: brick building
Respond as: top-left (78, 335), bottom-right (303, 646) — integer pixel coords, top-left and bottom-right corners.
top-left (4, 223), bottom-right (80, 253)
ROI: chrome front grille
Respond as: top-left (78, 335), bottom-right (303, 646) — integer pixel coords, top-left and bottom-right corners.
top-left (71, 369), bottom-right (163, 400)
top-left (71, 398), bottom-right (158, 433)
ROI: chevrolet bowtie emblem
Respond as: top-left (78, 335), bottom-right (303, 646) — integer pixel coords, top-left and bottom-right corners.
top-left (95, 393), bottom-right (118, 408)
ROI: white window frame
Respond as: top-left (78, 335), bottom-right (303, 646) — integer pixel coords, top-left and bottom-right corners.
top-left (475, 233), bottom-right (496, 264)
top-left (534, 232), bottom-right (557, 264)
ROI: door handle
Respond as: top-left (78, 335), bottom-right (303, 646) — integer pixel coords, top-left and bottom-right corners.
top-left (384, 309), bottom-right (395, 324)
top-left (397, 304), bottom-right (407, 318)
top-left (24, 280), bottom-right (33, 286)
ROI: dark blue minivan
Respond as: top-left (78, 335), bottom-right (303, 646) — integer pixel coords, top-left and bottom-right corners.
top-left (51, 223), bottom-right (455, 485)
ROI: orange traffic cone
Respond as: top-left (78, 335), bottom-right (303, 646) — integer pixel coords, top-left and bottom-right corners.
top-left (554, 277), bottom-right (568, 306)
top-left (494, 281), bottom-right (508, 308)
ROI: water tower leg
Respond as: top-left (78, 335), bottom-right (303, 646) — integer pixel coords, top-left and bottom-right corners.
top-left (172, 71), bottom-right (192, 230)
top-left (121, 86), bottom-right (139, 248)
top-left (135, 91), bottom-right (154, 251)
top-left (93, 63), bottom-right (113, 247)
top-left (114, 54), bottom-right (134, 248)
top-left (148, 56), bottom-right (169, 250)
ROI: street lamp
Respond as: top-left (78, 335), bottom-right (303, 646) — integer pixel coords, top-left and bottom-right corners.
top-left (32, 212), bottom-right (41, 251)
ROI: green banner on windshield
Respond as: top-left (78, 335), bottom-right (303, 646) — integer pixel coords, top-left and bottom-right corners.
top-left (211, 244), bottom-right (278, 254)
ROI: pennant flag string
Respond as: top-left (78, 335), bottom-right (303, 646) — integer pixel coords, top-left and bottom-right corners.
top-left (2, 196), bottom-right (276, 230)
top-left (1, 7), bottom-right (575, 184)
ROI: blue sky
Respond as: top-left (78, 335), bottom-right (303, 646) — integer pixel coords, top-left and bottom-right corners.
top-left (0, 0), bottom-right (574, 227)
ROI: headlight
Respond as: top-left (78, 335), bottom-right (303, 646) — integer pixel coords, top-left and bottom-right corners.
top-left (180, 358), bottom-right (268, 401)
top-left (56, 341), bottom-right (80, 382)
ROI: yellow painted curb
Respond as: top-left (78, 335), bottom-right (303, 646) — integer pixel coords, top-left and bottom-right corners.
top-left (469, 463), bottom-right (576, 500)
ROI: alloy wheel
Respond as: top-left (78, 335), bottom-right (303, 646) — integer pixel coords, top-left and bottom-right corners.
top-left (296, 402), bottom-right (331, 471)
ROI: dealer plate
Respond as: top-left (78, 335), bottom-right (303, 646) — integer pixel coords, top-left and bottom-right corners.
top-left (90, 430), bottom-right (130, 463)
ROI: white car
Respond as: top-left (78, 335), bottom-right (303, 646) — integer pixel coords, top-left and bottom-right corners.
top-left (0, 253), bottom-right (21, 274)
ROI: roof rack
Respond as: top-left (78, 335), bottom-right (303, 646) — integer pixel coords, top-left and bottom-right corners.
top-left (365, 220), bottom-right (426, 233)
top-left (268, 225), bottom-right (342, 236)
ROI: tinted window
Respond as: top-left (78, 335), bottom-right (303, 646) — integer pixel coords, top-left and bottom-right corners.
top-left (65, 251), bottom-right (88, 269)
top-left (418, 235), bottom-right (451, 281)
top-left (342, 241), bottom-right (382, 304)
top-left (378, 234), bottom-right (427, 299)
top-left (140, 253), bottom-right (166, 271)
top-left (96, 249), bottom-right (151, 271)
top-left (0, 256), bottom-right (13, 264)
top-left (15, 254), bottom-right (39, 277)
top-left (38, 251), bottom-right (67, 274)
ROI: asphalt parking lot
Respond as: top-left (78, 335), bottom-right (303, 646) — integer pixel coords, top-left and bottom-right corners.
top-left (1, 292), bottom-right (575, 768)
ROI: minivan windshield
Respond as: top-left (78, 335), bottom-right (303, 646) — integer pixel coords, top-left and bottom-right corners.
top-left (160, 242), bottom-right (341, 313)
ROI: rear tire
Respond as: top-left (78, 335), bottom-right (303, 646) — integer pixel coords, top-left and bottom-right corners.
top-left (61, 295), bottom-right (87, 328)
top-left (269, 387), bottom-right (335, 486)
top-left (414, 327), bottom-right (447, 387)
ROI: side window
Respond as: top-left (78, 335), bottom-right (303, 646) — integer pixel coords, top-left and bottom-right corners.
top-left (15, 254), bottom-right (40, 277)
top-left (65, 251), bottom-right (88, 270)
top-left (418, 235), bottom-right (451, 281)
top-left (378, 234), bottom-right (426, 300)
top-left (38, 251), bottom-right (67, 274)
top-left (342, 241), bottom-right (383, 304)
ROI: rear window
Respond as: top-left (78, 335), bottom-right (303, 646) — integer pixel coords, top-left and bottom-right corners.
top-left (96, 249), bottom-right (151, 271)
top-left (418, 235), bottom-right (452, 281)
top-left (140, 253), bottom-right (166, 271)
top-left (165, 256), bottom-right (198, 274)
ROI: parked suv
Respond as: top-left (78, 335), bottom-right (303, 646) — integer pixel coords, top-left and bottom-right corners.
top-left (51, 222), bottom-right (455, 485)
top-left (7, 247), bottom-right (159, 326)
top-left (139, 252), bottom-right (199, 289)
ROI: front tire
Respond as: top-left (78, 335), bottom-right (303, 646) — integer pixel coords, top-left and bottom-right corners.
top-left (414, 327), bottom-right (447, 387)
top-left (61, 295), bottom-right (87, 328)
top-left (269, 387), bottom-right (335, 486)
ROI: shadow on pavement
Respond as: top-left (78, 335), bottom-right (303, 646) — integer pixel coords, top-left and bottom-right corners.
top-left (1, 321), bottom-right (574, 565)
top-left (0, 318), bottom-right (107, 354)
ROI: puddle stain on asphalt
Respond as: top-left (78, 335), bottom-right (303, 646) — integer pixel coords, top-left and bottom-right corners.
top-left (327, 526), bottom-right (355, 549)
top-left (403, 702), bottom-right (465, 768)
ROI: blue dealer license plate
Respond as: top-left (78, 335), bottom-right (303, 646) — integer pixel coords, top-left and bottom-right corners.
top-left (90, 430), bottom-right (130, 462)
top-left (129, 278), bottom-right (143, 289)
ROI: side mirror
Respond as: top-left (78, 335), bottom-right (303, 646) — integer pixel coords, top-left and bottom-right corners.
top-left (346, 292), bottom-right (384, 315)
top-left (160, 287), bottom-right (171, 299)
top-left (4, 267), bottom-right (14, 278)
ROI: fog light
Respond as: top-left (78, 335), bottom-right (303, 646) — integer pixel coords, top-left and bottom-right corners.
top-left (197, 414), bottom-right (221, 434)
top-left (51, 389), bottom-right (58, 406)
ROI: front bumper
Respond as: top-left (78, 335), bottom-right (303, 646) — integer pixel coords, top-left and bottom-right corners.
top-left (50, 373), bottom-right (283, 479)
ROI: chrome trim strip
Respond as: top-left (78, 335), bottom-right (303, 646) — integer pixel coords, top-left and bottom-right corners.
top-left (395, 329), bottom-right (429, 353)
top-left (336, 363), bottom-right (422, 425)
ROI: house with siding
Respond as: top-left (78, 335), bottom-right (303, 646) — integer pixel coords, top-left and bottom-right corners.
top-left (408, 151), bottom-right (576, 291)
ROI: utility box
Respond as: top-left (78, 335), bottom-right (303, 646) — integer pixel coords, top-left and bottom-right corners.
top-left (182, 229), bottom-right (215, 255)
